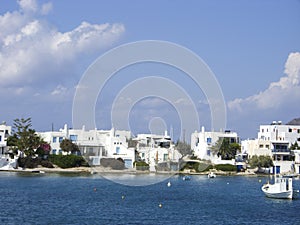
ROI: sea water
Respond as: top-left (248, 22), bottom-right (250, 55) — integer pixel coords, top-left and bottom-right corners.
top-left (0, 172), bottom-right (300, 225)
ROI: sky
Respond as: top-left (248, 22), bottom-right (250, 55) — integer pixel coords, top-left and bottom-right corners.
top-left (1, 0), bottom-right (300, 141)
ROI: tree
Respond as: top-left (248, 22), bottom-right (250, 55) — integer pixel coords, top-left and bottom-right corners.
top-left (175, 140), bottom-right (192, 156)
top-left (249, 155), bottom-right (273, 169)
top-left (7, 118), bottom-right (44, 157)
top-left (290, 141), bottom-right (299, 150)
top-left (60, 139), bottom-right (80, 154)
top-left (211, 138), bottom-right (241, 160)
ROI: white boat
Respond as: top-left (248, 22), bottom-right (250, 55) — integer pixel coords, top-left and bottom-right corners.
top-left (208, 171), bottom-right (216, 178)
top-left (0, 155), bottom-right (18, 170)
top-left (182, 175), bottom-right (191, 181)
top-left (261, 177), bottom-right (294, 199)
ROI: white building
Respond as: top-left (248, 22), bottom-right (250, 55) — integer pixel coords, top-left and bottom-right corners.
top-left (191, 126), bottom-right (239, 163)
top-left (0, 123), bottom-right (11, 155)
top-left (0, 122), bottom-right (18, 169)
top-left (241, 139), bottom-right (271, 158)
top-left (242, 121), bottom-right (300, 174)
top-left (135, 132), bottom-right (182, 171)
top-left (258, 121), bottom-right (300, 144)
top-left (38, 125), bottom-right (135, 168)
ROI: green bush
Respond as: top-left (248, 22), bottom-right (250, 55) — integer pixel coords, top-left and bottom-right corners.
top-left (18, 157), bottom-right (40, 168)
top-left (215, 164), bottom-right (236, 171)
top-left (180, 162), bottom-right (213, 172)
top-left (48, 155), bottom-right (88, 169)
top-left (40, 160), bottom-right (54, 168)
top-left (134, 161), bottom-right (149, 171)
top-left (100, 158), bottom-right (125, 170)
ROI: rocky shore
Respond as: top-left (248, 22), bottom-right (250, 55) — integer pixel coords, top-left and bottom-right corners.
top-left (0, 166), bottom-right (267, 176)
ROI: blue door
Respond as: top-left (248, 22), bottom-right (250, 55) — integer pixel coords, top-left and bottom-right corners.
top-left (273, 166), bottom-right (280, 174)
top-left (124, 159), bottom-right (132, 168)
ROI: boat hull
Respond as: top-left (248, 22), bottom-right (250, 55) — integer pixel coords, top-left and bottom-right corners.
top-left (262, 188), bottom-right (293, 199)
top-left (261, 178), bottom-right (294, 199)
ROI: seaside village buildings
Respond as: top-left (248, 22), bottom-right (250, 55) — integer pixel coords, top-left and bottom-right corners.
top-left (0, 122), bottom-right (17, 169)
top-left (1, 119), bottom-right (300, 175)
top-left (191, 121), bottom-right (300, 174)
top-left (37, 125), bottom-right (182, 170)
top-left (191, 126), bottom-right (240, 165)
top-left (242, 121), bottom-right (300, 174)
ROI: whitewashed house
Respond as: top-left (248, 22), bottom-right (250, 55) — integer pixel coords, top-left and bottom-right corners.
top-left (0, 123), bottom-right (11, 155)
top-left (0, 122), bottom-right (17, 169)
top-left (38, 125), bottom-right (135, 168)
top-left (191, 126), bottom-right (239, 164)
top-left (135, 132), bottom-right (182, 171)
top-left (242, 121), bottom-right (300, 174)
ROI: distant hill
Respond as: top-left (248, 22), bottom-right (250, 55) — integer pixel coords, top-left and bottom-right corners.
top-left (286, 118), bottom-right (300, 125)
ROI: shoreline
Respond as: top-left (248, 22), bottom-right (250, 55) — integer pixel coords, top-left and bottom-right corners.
top-left (0, 166), bottom-right (289, 177)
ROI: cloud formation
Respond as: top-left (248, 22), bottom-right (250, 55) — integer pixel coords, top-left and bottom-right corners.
top-left (0, 0), bottom-right (125, 92)
top-left (228, 52), bottom-right (300, 112)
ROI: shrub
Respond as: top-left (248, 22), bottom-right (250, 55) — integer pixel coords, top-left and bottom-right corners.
top-left (40, 160), bottom-right (54, 168)
top-left (215, 164), bottom-right (236, 171)
top-left (100, 158), bottom-right (125, 170)
top-left (134, 161), bottom-right (149, 171)
top-left (180, 162), bottom-right (213, 172)
top-left (48, 155), bottom-right (88, 169)
top-left (18, 157), bottom-right (40, 168)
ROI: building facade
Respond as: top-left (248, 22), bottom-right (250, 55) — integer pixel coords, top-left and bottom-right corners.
top-left (242, 121), bottom-right (300, 174)
top-left (38, 125), bottom-right (135, 168)
top-left (191, 126), bottom-right (239, 163)
top-left (135, 132), bottom-right (182, 171)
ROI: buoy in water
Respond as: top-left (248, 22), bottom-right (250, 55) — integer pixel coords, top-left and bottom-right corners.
top-left (121, 195), bottom-right (125, 200)
top-left (167, 181), bottom-right (171, 187)
top-left (159, 203), bottom-right (163, 208)
top-left (93, 188), bottom-right (97, 192)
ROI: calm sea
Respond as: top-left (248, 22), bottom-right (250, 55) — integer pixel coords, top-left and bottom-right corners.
top-left (0, 172), bottom-right (299, 225)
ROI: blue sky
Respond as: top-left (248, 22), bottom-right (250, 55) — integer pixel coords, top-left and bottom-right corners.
top-left (1, 0), bottom-right (300, 141)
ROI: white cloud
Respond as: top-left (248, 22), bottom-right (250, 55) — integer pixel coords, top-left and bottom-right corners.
top-left (228, 52), bottom-right (300, 112)
top-left (18, 0), bottom-right (38, 13)
top-left (51, 85), bottom-right (67, 96)
top-left (40, 2), bottom-right (52, 15)
top-left (0, 0), bottom-right (125, 89)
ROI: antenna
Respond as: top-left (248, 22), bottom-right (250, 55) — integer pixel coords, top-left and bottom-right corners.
top-left (170, 125), bottom-right (173, 141)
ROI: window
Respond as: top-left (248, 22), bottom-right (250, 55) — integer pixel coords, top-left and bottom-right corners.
top-left (289, 128), bottom-right (292, 133)
top-left (59, 137), bottom-right (63, 143)
top-left (70, 135), bottom-right (77, 142)
top-left (207, 137), bottom-right (212, 144)
top-left (0, 135), bottom-right (2, 142)
top-left (116, 147), bottom-right (120, 154)
top-left (142, 153), bottom-right (145, 158)
top-left (298, 129), bottom-right (300, 134)
top-left (163, 154), bottom-right (168, 161)
top-left (266, 145), bottom-right (270, 149)
top-left (52, 149), bottom-right (57, 154)
top-left (59, 149), bottom-right (62, 155)
top-left (259, 144), bottom-right (264, 148)
top-left (52, 137), bottom-right (57, 143)
top-left (262, 129), bottom-right (264, 133)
